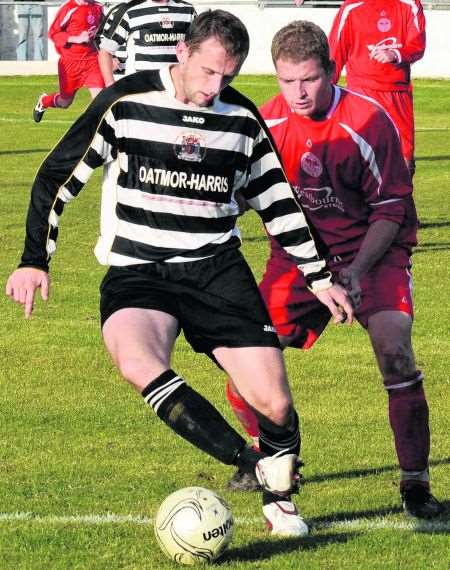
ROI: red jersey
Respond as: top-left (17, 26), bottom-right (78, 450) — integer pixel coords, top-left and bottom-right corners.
top-left (329, 0), bottom-right (426, 91)
top-left (49, 0), bottom-right (103, 59)
top-left (260, 87), bottom-right (417, 265)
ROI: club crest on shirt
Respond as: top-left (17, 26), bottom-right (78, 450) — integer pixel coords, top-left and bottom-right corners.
top-left (174, 132), bottom-right (206, 162)
top-left (300, 152), bottom-right (323, 178)
top-left (377, 17), bottom-right (392, 32)
top-left (87, 13), bottom-right (96, 25)
top-left (160, 15), bottom-right (174, 29)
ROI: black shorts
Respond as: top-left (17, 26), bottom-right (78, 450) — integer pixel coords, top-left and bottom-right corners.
top-left (100, 249), bottom-right (280, 356)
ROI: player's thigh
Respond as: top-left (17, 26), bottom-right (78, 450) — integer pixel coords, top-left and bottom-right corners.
top-left (367, 310), bottom-right (416, 376)
top-left (360, 261), bottom-right (416, 375)
top-left (84, 59), bottom-right (106, 96)
top-left (357, 262), bottom-right (414, 328)
top-left (100, 265), bottom-right (180, 386)
top-left (58, 58), bottom-right (79, 100)
top-left (102, 307), bottom-right (178, 363)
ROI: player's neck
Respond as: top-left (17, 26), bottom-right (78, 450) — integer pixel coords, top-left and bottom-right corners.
top-left (308, 83), bottom-right (335, 122)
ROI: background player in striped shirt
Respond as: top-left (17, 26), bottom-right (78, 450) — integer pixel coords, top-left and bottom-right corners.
top-left (33, 0), bottom-right (105, 123)
top-left (97, 0), bottom-right (196, 87)
top-left (328, 0), bottom-right (426, 178)
top-left (225, 20), bottom-right (443, 520)
top-left (6, 10), bottom-right (354, 537)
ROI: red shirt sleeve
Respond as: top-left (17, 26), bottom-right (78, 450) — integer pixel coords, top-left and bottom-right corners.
top-left (396, 0), bottom-right (426, 64)
top-left (48, 3), bottom-right (73, 50)
top-left (328, 2), bottom-right (351, 84)
top-left (357, 109), bottom-right (412, 226)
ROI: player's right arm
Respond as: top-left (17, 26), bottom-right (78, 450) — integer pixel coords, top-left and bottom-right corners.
top-left (5, 89), bottom-right (120, 318)
top-left (5, 268), bottom-right (50, 319)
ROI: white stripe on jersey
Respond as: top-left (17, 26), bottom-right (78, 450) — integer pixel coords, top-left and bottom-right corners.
top-left (337, 1), bottom-right (364, 40)
top-left (265, 117), bottom-right (287, 128)
top-left (369, 198), bottom-right (403, 207)
top-left (246, 182), bottom-right (294, 211)
top-left (116, 218), bottom-right (234, 252)
top-left (73, 161), bottom-right (94, 185)
top-left (114, 117), bottom-right (252, 156)
top-left (58, 186), bottom-right (76, 203)
top-left (338, 121), bottom-right (383, 196)
top-left (116, 187), bottom-right (239, 219)
top-left (400, 0), bottom-right (420, 31)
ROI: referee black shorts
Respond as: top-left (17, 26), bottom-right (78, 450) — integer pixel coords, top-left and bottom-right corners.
top-left (100, 249), bottom-right (280, 356)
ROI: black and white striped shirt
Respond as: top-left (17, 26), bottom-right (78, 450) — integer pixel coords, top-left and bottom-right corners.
top-left (98, 0), bottom-right (196, 73)
top-left (20, 67), bottom-right (331, 290)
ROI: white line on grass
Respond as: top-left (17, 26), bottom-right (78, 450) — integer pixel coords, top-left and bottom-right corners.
top-left (0, 117), bottom-right (73, 125)
top-left (1, 512), bottom-right (448, 533)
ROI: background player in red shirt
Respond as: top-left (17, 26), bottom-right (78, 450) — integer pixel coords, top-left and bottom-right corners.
top-left (33, 0), bottom-right (105, 123)
top-left (226, 20), bottom-right (443, 520)
top-left (328, 0), bottom-right (426, 177)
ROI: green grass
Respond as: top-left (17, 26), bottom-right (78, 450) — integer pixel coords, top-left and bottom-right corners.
top-left (0, 76), bottom-right (449, 569)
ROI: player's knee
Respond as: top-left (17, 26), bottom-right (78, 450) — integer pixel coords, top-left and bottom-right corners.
top-left (57, 96), bottom-right (73, 109)
top-left (375, 341), bottom-right (415, 378)
top-left (115, 356), bottom-right (156, 386)
top-left (254, 394), bottom-right (292, 426)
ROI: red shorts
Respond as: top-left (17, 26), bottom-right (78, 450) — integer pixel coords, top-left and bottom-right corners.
top-left (58, 56), bottom-right (105, 98)
top-left (355, 87), bottom-right (414, 162)
top-left (259, 257), bottom-right (414, 349)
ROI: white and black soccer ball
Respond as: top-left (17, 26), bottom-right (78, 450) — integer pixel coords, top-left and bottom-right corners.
top-left (154, 486), bottom-right (233, 566)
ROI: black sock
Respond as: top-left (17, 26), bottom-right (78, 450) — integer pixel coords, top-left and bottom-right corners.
top-left (142, 369), bottom-right (247, 465)
top-left (255, 408), bottom-right (300, 457)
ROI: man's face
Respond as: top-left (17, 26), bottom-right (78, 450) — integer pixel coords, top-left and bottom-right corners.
top-left (175, 37), bottom-right (240, 107)
top-left (275, 57), bottom-right (333, 118)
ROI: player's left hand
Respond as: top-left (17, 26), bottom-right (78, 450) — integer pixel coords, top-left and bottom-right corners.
top-left (370, 47), bottom-right (398, 64)
top-left (294, 0), bottom-right (305, 5)
top-left (314, 283), bottom-right (354, 325)
top-left (87, 25), bottom-right (98, 40)
top-left (338, 266), bottom-right (362, 311)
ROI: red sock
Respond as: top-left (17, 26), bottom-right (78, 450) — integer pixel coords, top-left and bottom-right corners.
top-left (41, 93), bottom-right (59, 109)
top-left (225, 379), bottom-right (260, 449)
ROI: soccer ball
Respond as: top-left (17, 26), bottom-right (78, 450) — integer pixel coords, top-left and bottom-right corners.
top-left (154, 486), bottom-right (233, 565)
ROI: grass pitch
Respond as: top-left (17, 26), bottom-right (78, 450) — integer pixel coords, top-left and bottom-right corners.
top-left (0, 76), bottom-right (449, 569)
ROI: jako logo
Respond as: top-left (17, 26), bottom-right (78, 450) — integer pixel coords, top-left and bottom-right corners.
top-left (202, 518), bottom-right (233, 541)
top-left (182, 115), bottom-right (205, 125)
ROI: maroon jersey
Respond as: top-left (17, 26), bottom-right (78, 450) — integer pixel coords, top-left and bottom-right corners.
top-left (259, 86), bottom-right (417, 266)
top-left (49, 0), bottom-right (103, 59)
top-left (329, 0), bottom-right (426, 91)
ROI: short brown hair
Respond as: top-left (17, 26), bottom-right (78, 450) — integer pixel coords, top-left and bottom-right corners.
top-left (271, 21), bottom-right (332, 74)
top-left (184, 10), bottom-right (250, 69)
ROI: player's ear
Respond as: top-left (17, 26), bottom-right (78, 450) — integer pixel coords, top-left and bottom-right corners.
top-left (176, 41), bottom-right (189, 65)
